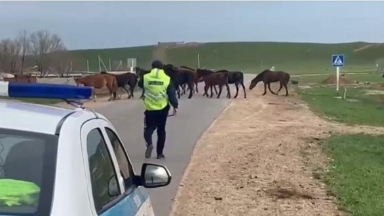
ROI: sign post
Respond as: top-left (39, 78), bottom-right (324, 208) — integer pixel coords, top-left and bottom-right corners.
top-left (332, 54), bottom-right (345, 91)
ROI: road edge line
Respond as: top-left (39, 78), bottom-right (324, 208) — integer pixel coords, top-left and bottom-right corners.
top-left (168, 101), bottom-right (235, 216)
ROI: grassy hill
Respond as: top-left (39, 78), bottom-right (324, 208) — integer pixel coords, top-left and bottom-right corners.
top-left (69, 41), bottom-right (384, 74)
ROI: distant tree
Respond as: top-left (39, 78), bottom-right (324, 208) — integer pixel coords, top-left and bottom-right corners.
top-left (17, 29), bottom-right (29, 74)
top-left (0, 38), bottom-right (22, 73)
top-left (29, 30), bottom-right (66, 76)
top-left (49, 50), bottom-right (77, 77)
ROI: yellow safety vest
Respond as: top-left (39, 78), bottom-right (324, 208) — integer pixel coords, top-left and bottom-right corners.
top-left (143, 68), bottom-right (170, 111)
top-left (0, 179), bottom-right (40, 207)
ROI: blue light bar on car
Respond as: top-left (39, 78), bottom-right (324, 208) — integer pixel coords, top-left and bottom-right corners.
top-left (0, 81), bottom-right (93, 100)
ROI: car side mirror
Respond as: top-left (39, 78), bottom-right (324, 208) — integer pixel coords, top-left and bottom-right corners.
top-left (140, 163), bottom-right (172, 188)
top-left (108, 175), bottom-right (120, 197)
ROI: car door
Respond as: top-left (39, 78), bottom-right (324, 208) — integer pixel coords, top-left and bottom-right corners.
top-left (80, 120), bottom-right (134, 216)
top-left (99, 119), bottom-right (155, 216)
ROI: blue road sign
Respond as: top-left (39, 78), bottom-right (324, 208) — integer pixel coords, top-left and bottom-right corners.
top-left (332, 54), bottom-right (345, 67)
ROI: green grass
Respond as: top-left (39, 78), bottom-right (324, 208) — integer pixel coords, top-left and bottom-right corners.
top-left (295, 72), bottom-right (382, 84)
top-left (68, 41), bottom-right (384, 74)
top-left (323, 134), bottom-right (384, 216)
top-left (298, 86), bottom-right (384, 127)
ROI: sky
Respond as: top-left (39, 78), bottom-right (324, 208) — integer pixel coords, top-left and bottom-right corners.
top-left (0, 1), bottom-right (383, 50)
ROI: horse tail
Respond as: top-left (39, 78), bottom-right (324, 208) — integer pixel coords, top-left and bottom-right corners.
top-left (285, 73), bottom-right (291, 84)
top-left (109, 75), bottom-right (118, 93)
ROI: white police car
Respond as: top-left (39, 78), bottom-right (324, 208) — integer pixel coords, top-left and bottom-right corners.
top-left (0, 81), bottom-right (172, 216)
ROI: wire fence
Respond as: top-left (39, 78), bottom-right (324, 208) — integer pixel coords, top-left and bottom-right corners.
top-left (69, 56), bottom-right (137, 73)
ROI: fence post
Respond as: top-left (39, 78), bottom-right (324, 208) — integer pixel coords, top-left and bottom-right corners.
top-left (86, 60), bottom-right (89, 72)
top-left (98, 55), bottom-right (102, 72)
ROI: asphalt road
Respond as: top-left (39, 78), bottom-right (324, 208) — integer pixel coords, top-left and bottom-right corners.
top-left (95, 74), bottom-right (254, 216)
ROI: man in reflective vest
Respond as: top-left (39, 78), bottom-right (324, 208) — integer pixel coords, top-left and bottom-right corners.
top-left (138, 60), bottom-right (178, 159)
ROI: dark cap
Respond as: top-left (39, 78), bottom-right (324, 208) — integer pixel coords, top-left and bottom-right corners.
top-left (151, 60), bottom-right (163, 69)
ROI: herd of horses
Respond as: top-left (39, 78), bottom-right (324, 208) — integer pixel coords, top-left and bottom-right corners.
top-left (73, 64), bottom-right (291, 102)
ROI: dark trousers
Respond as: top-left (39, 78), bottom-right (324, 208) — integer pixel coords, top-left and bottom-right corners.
top-left (144, 105), bottom-right (169, 155)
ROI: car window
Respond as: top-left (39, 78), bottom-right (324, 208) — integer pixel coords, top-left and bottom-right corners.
top-left (104, 127), bottom-right (134, 191)
top-left (0, 128), bottom-right (58, 216)
top-left (87, 128), bottom-right (119, 212)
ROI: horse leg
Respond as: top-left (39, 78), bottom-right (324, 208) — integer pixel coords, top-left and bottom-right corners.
top-left (182, 83), bottom-right (186, 95)
top-left (209, 85), bottom-right (214, 98)
top-left (226, 83), bottom-right (231, 99)
top-left (128, 83), bottom-right (135, 98)
top-left (217, 84), bottom-right (223, 98)
top-left (214, 86), bottom-right (218, 95)
top-left (115, 87), bottom-right (123, 100)
top-left (177, 85), bottom-right (183, 95)
top-left (195, 81), bottom-right (199, 93)
top-left (108, 91), bottom-right (115, 101)
top-left (176, 84), bottom-right (181, 99)
top-left (262, 82), bottom-right (267, 95)
top-left (267, 83), bottom-right (276, 95)
top-left (187, 82), bottom-right (193, 99)
top-left (234, 83), bottom-right (239, 98)
top-left (240, 81), bottom-right (246, 98)
top-left (284, 83), bottom-right (289, 96)
top-left (187, 83), bottom-right (194, 94)
top-left (140, 89), bottom-right (144, 99)
top-left (204, 85), bottom-right (209, 97)
top-left (123, 84), bottom-right (131, 99)
top-left (276, 82), bottom-right (283, 95)
top-left (107, 85), bottom-right (115, 101)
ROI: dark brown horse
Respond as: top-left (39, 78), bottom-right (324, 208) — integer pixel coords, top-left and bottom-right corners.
top-left (195, 69), bottom-right (219, 95)
top-left (100, 71), bottom-right (138, 99)
top-left (135, 67), bottom-right (151, 99)
top-left (196, 69), bottom-right (231, 98)
top-left (215, 70), bottom-right (246, 98)
top-left (249, 69), bottom-right (290, 96)
top-left (180, 66), bottom-right (203, 93)
top-left (74, 74), bottom-right (118, 101)
top-left (163, 64), bottom-right (194, 99)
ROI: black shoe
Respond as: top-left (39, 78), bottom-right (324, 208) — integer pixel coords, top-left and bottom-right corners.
top-left (156, 154), bottom-right (165, 159)
top-left (145, 145), bottom-right (153, 159)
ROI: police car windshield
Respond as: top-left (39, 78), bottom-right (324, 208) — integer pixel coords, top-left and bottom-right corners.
top-left (0, 128), bottom-right (58, 216)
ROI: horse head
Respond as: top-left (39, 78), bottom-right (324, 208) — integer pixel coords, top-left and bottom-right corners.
top-left (135, 67), bottom-right (150, 79)
top-left (249, 69), bottom-right (271, 90)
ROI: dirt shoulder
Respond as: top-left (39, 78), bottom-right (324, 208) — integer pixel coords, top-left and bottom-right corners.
top-left (170, 86), bottom-right (344, 216)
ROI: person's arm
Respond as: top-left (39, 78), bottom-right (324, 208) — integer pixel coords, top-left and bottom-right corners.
top-left (167, 80), bottom-right (178, 109)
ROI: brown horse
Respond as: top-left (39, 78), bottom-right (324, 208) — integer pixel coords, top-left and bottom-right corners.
top-left (215, 70), bottom-right (246, 98)
top-left (180, 66), bottom-right (203, 93)
top-left (163, 64), bottom-right (194, 99)
top-left (74, 74), bottom-right (118, 101)
top-left (135, 67), bottom-right (151, 99)
top-left (100, 71), bottom-right (138, 99)
top-left (249, 69), bottom-right (290, 96)
top-left (196, 69), bottom-right (231, 98)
